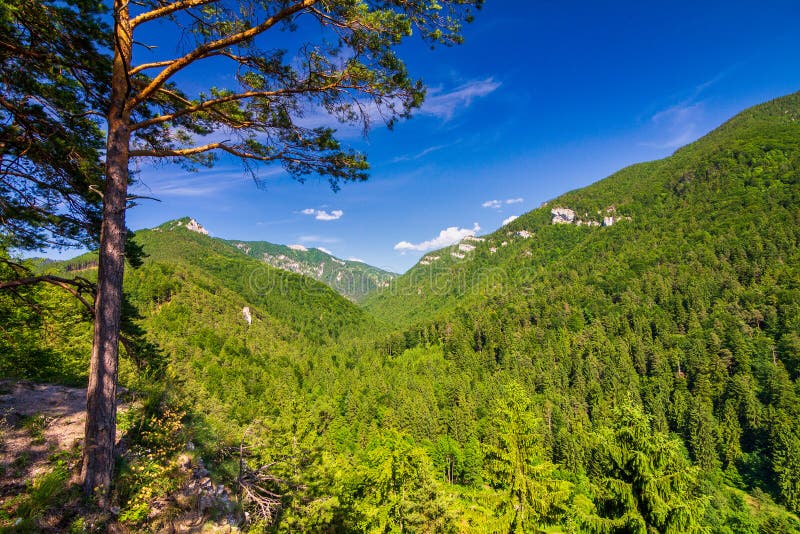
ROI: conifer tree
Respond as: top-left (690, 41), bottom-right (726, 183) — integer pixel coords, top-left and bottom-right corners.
top-left (584, 402), bottom-right (708, 533)
top-left (483, 381), bottom-right (569, 532)
top-left (0, 0), bottom-right (108, 252)
top-left (73, 0), bottom-right (482, 503)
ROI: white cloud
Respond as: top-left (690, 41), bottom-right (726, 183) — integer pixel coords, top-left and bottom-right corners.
top-left (316, 209), bottom-right (343, 221)
top-left (316, 247), bottom-right (332, 255)
top-left (288, 244), bottom-right (308, 251)
top-left (502, 215), bottom-right (519, 226)
top-left (347, 257), bottom-right (364, 263)
top-left (301, 208), bottom-right (343, 221)
top-left (394, 223), bottom-right (481, 253)
top-left (420, 78), bottom-right (501, 121)
top-left (483, 197), bottom-right (524, 209)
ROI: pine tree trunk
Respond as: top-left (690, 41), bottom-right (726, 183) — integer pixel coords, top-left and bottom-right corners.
top-left (81, 1), bottom-right (131, 504)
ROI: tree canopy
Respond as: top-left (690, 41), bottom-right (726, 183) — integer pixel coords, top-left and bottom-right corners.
top-left (2, 0), bottom-right (485, 504)
top-left (120, 0), bottom-right (483, 183)
top-left (0, 0), bottom-right (109, 251)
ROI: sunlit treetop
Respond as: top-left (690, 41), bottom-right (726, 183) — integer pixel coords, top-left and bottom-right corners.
top-left (121, 0), bottom-right (483, 190)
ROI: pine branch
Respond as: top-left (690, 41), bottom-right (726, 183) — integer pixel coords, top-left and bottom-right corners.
top-left (129, 0), bottom-right (218, 28)
top-left (0, 274), bottom-right (96, 313)
top-left (129, 79), bottom-right (349, 131)
top-left (127, 0), bottom-right (319, 111)
top-left (130, 142), bottom-right (281, 161)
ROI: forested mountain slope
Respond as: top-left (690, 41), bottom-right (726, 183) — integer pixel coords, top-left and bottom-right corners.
top-left (3, 218), bottom-right (372, 425)
top-left (219, 238), bottom-right (395, 302)
top-left (364, 93), bottom-right (800, 330)
top-left (51, 218), bottom-right (372, 343)
top-left (3, 94), bottom-right (800, 532)
top-left (133, 218), bottom-right (372, 342)
top-left (360, 92), bottom-right (800, 516)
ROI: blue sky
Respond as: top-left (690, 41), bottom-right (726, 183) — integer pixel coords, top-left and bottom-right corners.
top-left (120, 0), bottom-right (800, 273)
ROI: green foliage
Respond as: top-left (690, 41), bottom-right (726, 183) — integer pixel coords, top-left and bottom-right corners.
top-left (770, 411), bottom-right (800, 514)
top-left (1, 460), bottom-right (74, 530)
top-left (344, 430), bottom-right (455, 533)
top-left (363, 92), bottom-right (800, 519)
top-left (483, 382), bottom-right (570, 531)
top-left (0, 252), bottom-right (92, 386)
top-left (581, 401), bottom-right (708, 532)
top-left (115, 387), bottom-right (188, 527)
top-left (0, 0), bottom-right (107, 251)
top-left (132, 220), bottom-right (373, 344)
top-left (221, 239), bottom-right (396, 302)
top-left (3, 94), bottom-right (800, 531)
top-left (20, 414), bottom-right (48, 445)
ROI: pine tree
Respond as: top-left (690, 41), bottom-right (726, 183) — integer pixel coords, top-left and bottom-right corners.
top-left (0, 0), bottom-right (108, 251)
top-left (584, 401), bottom-right (708, 533)
top-left (483, 381), bottom-right (569, 532)
top-left (72, 0), bottom-right (483, 503)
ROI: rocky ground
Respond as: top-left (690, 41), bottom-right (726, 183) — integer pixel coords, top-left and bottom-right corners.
top-left (0, 380), bottom-right (87, 497)
top-left (0, 380), bottom-right (239, 532)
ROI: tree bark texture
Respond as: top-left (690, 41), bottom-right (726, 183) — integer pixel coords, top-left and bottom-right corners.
top-left (81, 0), bottom-right (131, 505)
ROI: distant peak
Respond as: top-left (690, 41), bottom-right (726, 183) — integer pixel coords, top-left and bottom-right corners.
top-left (185, 218), bottom-right (209, 235)
top-left (162, 217), bottom-right (209, 235)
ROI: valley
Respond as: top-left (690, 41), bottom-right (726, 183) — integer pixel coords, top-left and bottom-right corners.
top-left (2, 93), bottom-right (800, 531)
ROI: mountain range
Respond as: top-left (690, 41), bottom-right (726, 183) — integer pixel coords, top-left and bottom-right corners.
top-left (3, 92), bottom-right (800, 531)
top-left (220, 237), bottom-right (395, 302)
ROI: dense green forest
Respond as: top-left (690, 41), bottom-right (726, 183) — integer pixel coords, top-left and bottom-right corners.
top-left (219, 237), bottom-right (396, 302)
top-left (2, 94), bottom-right (800, 532)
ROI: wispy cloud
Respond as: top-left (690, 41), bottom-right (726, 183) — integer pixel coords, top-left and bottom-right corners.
top-left (347, 257), bottom-right (364, 263)
top-left (132, 165), bottom-right (285, 198)
top-left (650, 101), bottom-right (704, 125)
top-left (641, 101), bottom-right (705, 149)
top-left (502, 215), bottom-right (518, 225)
top-left (641, 129), bottom-right (699, 150)
top-left (135, 172), bottom-right (245, 198)
top-left (482, 197), bottom-right (524, 209)
top-left (394, 223), bottom-right (480, 253)
top-left (301, 208), bottom-right (343, 221)
top-left (293, 78), bottom-right (500, 137)
top-left (391, 142), bottom-right (455, 163)
top-left (316, 246), bottom-right (332, 255)
top-left (288, 244), bottom-right (308, 251)
top-left (299, 235), bottom-right (341, 244)
top-left (641, 74), bottom-right (726, 150)
top-left (420, 78), bottom-right (501, 121)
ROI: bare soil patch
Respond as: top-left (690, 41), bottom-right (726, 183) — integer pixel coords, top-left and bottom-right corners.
top-left (0, 380), bottom-right (87, 497)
